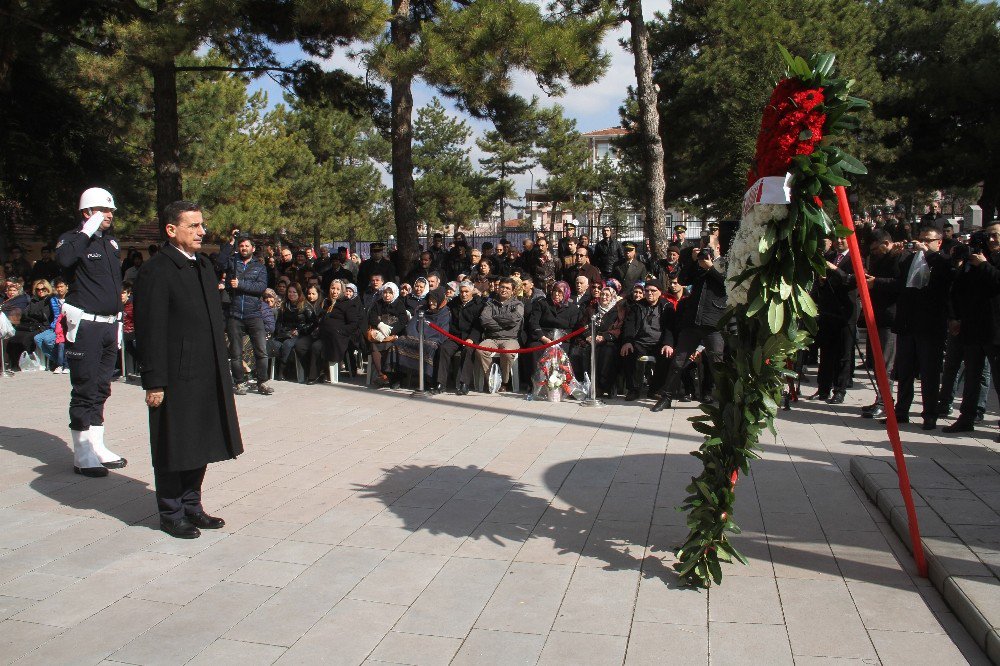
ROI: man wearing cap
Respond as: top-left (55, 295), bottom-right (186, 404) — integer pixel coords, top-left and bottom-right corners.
top-left (671, 225), bottom-right (687, 246)
top-left (54, 187), bottom-right (128, 477)
top-left (620, 278), bottom-right (675, 401)
top-left (614, 242), bottom-right (647, 287)
top-left (358, 242), bottom-right (397, 288)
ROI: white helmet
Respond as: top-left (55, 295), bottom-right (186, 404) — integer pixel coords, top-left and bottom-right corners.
top-left (78, 187), bottom-right (116, 211)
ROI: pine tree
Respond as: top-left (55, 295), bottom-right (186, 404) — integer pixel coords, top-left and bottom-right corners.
top-left (535, 107), bottom-right (597, 233)
top-left (477, 123), bottom-right (537, 228)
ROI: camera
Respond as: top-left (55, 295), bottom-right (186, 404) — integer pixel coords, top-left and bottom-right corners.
top-left (968, 231), bottom-right (990, 255)
top-left (904, 241), bottom-right (915, 251)
top-left (697, 246), bottom-right (715, 261)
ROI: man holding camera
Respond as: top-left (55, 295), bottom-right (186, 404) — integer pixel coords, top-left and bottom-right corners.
top-left (943, 224), bottom-right (1000, 436)
top-left (860, 230), bottom-right (903, 418)
top-left (215, 229), bottom-right (273, 396)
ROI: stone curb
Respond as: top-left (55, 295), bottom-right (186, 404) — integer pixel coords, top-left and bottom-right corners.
top-left (850, 456), bottom-right (1000, 664)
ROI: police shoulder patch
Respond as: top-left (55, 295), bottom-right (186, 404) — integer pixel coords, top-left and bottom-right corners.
top-left (110, 239), bottom-right (119, 250)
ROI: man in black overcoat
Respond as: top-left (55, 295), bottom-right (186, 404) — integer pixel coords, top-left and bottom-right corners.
top-left (134, 201), bottom-right (244, 539)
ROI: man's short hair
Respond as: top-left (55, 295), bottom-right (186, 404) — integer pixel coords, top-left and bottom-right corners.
top-left (577, 246), bottom-right (589, 257)
top-left (53, 278), bottom-right (68, 288)
top-left (917, 224), bottom-right (941, 238)
top-left (498, 277), bottom-right (515, 288)
top-left (162, 201), bottom-right (201, 232)
top-left (870, 229), bottom-right (892, 245)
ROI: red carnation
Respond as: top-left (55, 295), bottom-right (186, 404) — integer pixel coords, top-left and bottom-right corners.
top-left (747, 78), bottom-right (827, 187)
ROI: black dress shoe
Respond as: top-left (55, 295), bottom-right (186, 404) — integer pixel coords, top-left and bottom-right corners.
top-left (651, 396), bottom-right (672, 412)
top-left (624, 390), bottom-right (639, 401)
top-left (921, 420), bottom-right (937, 431)
top-left (678, 394), bottom-right (693, 402)
top-left (942, 420), bottom-right (974, 433)
top-left (160, 517), bottom-right (201, 539)
top-left (809, 390), bottom-right (830, 401)
top-left (102, 458), bottom-right (127, 469)
top-left (827, 391), bottom-right (846, 405)
top-left (456, 382), bottom-right (469, 396)
top-left (879, 415), bottom-right (909, 424)
top-left (74, 465), bottom-right (109, 478)
top-left (862, 405), bottom-right (885, 419)
top-left (186, 512), bottom-right (225, 529)
top-left (937, 403), bottom-right (953, 417)
top-left (975, 413), bottom-right (985, 424)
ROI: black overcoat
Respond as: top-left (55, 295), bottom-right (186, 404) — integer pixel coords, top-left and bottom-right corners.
top-left (317, 297), bottom-right (364, 363)
top-left (133, 243), bottom-right (244, 471)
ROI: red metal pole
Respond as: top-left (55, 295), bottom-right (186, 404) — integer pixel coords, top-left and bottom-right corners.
top-left (833, 185), bottom-right (928, 577)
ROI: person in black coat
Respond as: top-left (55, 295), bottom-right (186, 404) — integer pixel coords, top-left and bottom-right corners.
top-left (435, 281), bottom-right (485, 394)
top-left (272, 283), bottom-right (318, 381)
top-left (812, 236), bottom-right (857, 404)
top-left (367, 282), bottom-right (408, 385)
top-left (860, 229), bottom-right (903, 416)
top-left (943, 222), bottom-right (1000, 435)
top-left (308, 279), bottom-right (364, 383)
top-left (134, 201), bottom-right (243, 539)
top-left (570, 286), bottom-right (627, 396)
top-left (891, 225), bottom-right (953, 429)
top-left (620, 279), bottom-right (676, 401)
top-left (525, 281), bottom-right (580, 365)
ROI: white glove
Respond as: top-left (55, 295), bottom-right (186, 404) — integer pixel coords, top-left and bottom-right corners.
top-left (377, 322), bottom-right (392, 336)
top-left (81, 211), bottom-right (104, 237)
top-left (372, 330), bottom-right (387, 343)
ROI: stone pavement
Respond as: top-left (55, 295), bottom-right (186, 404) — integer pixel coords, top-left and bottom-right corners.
top-left (0, 370), bottom-right (993, 665)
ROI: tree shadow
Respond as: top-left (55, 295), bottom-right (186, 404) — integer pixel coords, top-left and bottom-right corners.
top-left (353, 452), bottom-right (920, 588)
top-left (0, 426), bottom-right (157, 527)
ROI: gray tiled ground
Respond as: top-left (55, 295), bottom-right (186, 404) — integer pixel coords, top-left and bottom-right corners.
top-left (0, 369), bottom-right (994, 664)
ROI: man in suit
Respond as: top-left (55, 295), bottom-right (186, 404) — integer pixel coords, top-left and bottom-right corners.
top-left (134, 201), bottom-right (244, 539)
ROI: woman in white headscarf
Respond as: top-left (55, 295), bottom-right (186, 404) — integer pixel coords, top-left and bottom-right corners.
top-left (366, 282), bottom-right (407, 386)
top-left (570, 285), bottom-right (627, 397)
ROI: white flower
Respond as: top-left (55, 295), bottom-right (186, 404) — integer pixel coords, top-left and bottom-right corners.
top-left (726, 203), bottom-right (789, 308)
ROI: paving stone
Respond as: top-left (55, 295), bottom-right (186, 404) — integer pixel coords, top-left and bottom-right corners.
top-left (348, 551), bottom-right (448, 606)
top-left (708, 622), bottom-right (793, 665)
top-left (625, 621), bottom-right (707, 665)
top-left (395, 557), bottom-right (508, 638)
top-left (552, 566), bottom-right (638, 636)
top-left (186, 638), bottom-right (287, 665)
top-left (475, 561), bottom-right (574, 634)
top-left (275, 598), bottom-right (406, 665)
top-left (777, 578), bottom-right (878, 660)
top-left (869, 628), bottom-right (972, 665)
top-left (451, 629), bottom-right (546, 666)
top-left (0, 619), bottom-right (66, 663)
top-left (708, 575), bottom-right (783, 625)
top-left (538, 630), bottom-right (628, 665)
top-left (368, 631), bottom-right (463, 666)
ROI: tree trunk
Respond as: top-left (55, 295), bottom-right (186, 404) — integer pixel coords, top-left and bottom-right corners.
top-left (152, 62), bottom-right (182, 224)
top-left (627, 0), bottom-right (669, 260)
top-left (390, 0), bottom-right (419, 277)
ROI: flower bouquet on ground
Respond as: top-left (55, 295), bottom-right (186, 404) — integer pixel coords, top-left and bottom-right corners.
top-left (674, 46), bottom-right (868, 587)
top-left (532, 346), bottom-right (584, 401)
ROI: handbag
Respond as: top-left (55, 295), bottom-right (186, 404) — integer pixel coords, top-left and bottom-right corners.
top-left (19, 351), bottom-right (45, 372)
top-left (0, 311), bottom-right (13, 340)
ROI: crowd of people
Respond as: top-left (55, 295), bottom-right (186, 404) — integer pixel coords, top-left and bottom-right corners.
top-left (4, 202), bottom-right (1000, 438)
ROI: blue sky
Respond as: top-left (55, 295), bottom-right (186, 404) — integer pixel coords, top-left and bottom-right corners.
top-left (248, 2), bottom-right (672, 212)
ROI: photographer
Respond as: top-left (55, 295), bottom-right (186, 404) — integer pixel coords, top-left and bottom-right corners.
top-left (943, 224), bottom-right (1000, 436)
top-left (652, 244), bottom-right (727, 412)
top-left (214, 230), bottom-right (274, 396)
top-left (860, 230), bottom-right (903, 418)
top-left (890, 225), bottom-right (953, 429)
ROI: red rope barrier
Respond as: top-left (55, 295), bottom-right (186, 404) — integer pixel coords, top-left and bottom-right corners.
top-left (425, 321), bottom-right (587, 354)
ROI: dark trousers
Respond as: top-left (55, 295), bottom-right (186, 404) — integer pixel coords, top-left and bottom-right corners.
top-left (66, 319), bottom-right (118, 430)
top-left (661, 326), bottom-right (724, 397)
top-left (226, 316), bottom-right (268, 384)
top-left (435, 338), bottom-right (475, 388)
top-left (622, 342), bottom-right (669, 392)
top-left (893, 333), bottom-right (945, 421)
top-left (940, 333), bottom-right (991, 415)
top-left (154, 465), bottom-right (207, 522)
top-left (817, 318), bottom-right (852, 394)
top-left (958, 343), bottom-right (1000, 424)
top-left (866, 326), bottom-right (896, 404)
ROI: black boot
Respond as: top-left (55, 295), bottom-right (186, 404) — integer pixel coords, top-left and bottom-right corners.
top-left (651, 395), bottom-right (672, 412)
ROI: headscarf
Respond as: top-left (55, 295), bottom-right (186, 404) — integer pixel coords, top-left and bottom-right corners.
top-left (427, 286), bottom-right (447, 309)
top-left (604, 278), bottom-right (622, 294)
top-left (345, 283), bottom-right (358, 300)
top-left (412, 277), bottom-right (429, 299)
top-left (446, 281), bottom-right (458, 294)
top-left (382, 282), bottom-right (400, 303)
top-left (597, 288), bottom-right (620, 317)
top-left (551, 280), bottom-right (571, 308)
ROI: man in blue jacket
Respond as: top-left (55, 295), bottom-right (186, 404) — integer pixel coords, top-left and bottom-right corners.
top-left (215, 232), bottom-right (273, 395)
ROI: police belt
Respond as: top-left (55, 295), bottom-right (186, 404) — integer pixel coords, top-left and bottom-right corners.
top-left (79, 312), bottom-right (121, 324)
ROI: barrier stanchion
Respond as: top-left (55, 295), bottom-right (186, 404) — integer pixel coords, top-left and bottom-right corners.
top-left (412, 311), bottom-right (428, 397)
top-left (581, 315), bottom-right (604, 408)
top-left (0, 339), bottom-right (9, 377)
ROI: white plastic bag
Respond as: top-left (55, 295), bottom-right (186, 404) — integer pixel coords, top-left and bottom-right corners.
top-left (0, 311), bottom-right (13, 340)
top-left (487, 362), bottom-right (502, 394)
top-left (19, 351), bottom-right (45, 372)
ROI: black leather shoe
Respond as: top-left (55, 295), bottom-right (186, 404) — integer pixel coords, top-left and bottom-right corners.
top-left (809, 390), bottom-right (830, 401)
top-left (942, 420), bottom-right (974, 433)
top-left (862, 405), bottom-right (885, 419)
top-left (74, 465), bottom-right (109, 478)
top-left (624, 390), bottom-right (639, 402)
top-left (160, 516), bottom-right (201, 539)
top-left (879, 415), bottom-right (909, 424)
top-left (975, 413), bottom-right (985, 424)
top-left (937, 403), bottom-right (953, 417)
top-left (456, 382), bottom-right (469, 396)
top-left (678, 394), bottom-right (693, 402)
top-left (186, 512), bottom-right (225, 529)
top-left (102, 458), bottom-right (127, 469)
top-left (651, 396), bottom-right (672, 412)
top-left (921, 420), bottom-right (937, 431)
top-left (827, 391), bottom-right (846, 405)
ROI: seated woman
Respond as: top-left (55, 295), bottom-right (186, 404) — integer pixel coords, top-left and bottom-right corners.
top-left (526, 281), bottom-right (580, 365)
top-left (367, 282), bottom-right (407, 387)
top-left (273, 282), bottom-right (318, 380)
top-left (308, 280), bottom-right (363, 384)
top-left (403, 277), bottom-right (428, 315)
top-left (7, 280), bottom-right (55, 368)
top-left (28, 280), bottom-right (63, 371)
top-left (472, 260), bottom-right (492, 296)
top-left (396, 287), bottom-right (451, 392)
top-left (293, 284), bottom-right (323, 376)
top-left (570, 284), bottom-right (627, 397)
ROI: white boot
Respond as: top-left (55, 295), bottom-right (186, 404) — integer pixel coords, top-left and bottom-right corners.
top-left (72, 429), bottom-right (107, 477)
top-left (89, 425), bottom-right (127, 468)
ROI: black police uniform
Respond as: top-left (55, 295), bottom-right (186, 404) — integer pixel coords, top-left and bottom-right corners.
top-left (56, 228), bottom-right (123, 431)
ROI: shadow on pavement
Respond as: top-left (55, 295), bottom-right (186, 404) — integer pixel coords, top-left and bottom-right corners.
top-left (0, 426), bottom-right (156, 526)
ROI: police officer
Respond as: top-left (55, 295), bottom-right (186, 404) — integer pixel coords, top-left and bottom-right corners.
top-left (55, 187), bottom-right (128, 477)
